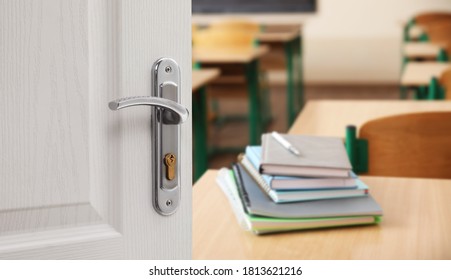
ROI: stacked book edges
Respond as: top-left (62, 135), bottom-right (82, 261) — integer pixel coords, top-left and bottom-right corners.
top-left (217, 165), bottom-right (383, 235)
top-left (241, 146), bottom-right (368, 203)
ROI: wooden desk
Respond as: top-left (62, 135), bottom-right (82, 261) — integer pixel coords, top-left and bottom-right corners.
top-left (193, 46), bottom-right (269, 64)
top-left (193, 170), bottom-right (451, 259)
top-left (288, 100), bottom-right (451, 137)
top-left (257, 29), bottom-right (303, 126)
top-left (401, 62), bottom-right (451, 87)
top-left (403, 42), bottom-right (444, 60)
top-left (193, 68), bottom-right (220, 92)
top-left (193, 46), bottom-right (269, 145)
top-left (192, 69), bottom-right (220, 181)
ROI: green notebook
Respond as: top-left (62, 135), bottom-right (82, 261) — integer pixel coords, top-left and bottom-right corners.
top-left (215, 165), bottom-right (382, 235)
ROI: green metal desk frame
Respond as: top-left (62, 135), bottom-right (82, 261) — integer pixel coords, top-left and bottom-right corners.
top-left (284, 35), bottom-right (304, 126)
top-left (192, 86), bottom-right (209, 181)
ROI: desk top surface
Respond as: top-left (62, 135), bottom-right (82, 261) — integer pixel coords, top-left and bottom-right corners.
top-left (401, 62), bottom-right (451, 86)
top-left (193, 45), bottom-right (269, 64)
top-left (256, 30), bottom-right (300, 43)
top-left (193, 170), bottom-right (451, 259)
top-left (192, 69), bottom-right (220, 92)
top-left (288, 100), bottom-right (451, 137)
top-left (403, 42), bottom-right (443, 59)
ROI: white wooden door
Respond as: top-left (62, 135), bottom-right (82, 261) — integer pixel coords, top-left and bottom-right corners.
top-left (0, 0), bottom-right (191, 259)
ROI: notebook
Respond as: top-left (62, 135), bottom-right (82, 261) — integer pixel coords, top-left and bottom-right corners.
top-left (246, 146), bottom-right (357, 190)
top-left (260, 133), bottom-right (352, 178)
top-left (216, 167), bottom-right (382, 235)
top-left (233, 163), bottom-right (382, 219)
top-left (239, 154), bottom-right (367, 203)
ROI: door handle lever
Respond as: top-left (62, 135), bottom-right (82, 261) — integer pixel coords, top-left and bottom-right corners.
top-left (108, 95), bottom-right (189, 124)
top-left (108, 58), bottom-right (188, 216)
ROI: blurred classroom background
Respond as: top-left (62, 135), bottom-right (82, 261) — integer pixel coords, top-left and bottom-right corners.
top-left (191, 0), bottom-right (451, 180)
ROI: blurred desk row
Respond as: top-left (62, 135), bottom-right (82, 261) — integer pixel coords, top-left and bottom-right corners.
top-left (191, 23), bottom-right (304, 180)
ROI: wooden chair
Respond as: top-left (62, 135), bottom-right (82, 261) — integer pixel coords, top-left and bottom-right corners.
top-left (424, 21), bottom-right (451, 44)
top-left (405, 12), bottom-right (451, 41)
top-left (351, 112), bottom-right (451, 179)
top-left (414, 12), bottom-right (451, 26)
top-left (439, 68), bottom-right (451, 100)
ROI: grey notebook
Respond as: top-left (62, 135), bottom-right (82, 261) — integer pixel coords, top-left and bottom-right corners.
top-left (261, 133), bottom-right (352, 177)
top-left (234, 163), bottom-right (382, 219)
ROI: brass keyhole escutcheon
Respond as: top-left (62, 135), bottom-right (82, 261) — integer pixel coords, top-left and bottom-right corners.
top-left (164, 153), bottom-right (176, 181)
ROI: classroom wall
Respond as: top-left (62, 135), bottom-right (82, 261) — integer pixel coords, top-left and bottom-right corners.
top-left (304, 0), bottom-right (451, 84)
top-left (193, 0), bottom-right (451, 85)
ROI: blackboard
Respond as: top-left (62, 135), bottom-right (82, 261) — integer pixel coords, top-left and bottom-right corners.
top-left (192, 0), bottom-right (316, 14)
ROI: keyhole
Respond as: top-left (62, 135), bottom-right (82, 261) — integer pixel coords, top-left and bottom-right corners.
top-left (164, 153), bottom-right (176, 181)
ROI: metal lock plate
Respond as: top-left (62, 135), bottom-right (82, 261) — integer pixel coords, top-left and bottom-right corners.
top-left (108, 57), bottom-right (187, 216)
top-left (152, 58), bottom-right (182, 215)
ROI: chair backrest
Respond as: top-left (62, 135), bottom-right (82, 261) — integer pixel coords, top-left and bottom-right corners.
top-left (415, 12), bottom-right (451, 25)
top-left (440, 68), bottom-right (451, 100)
top-left (359, 112), bottom-right (451, 179)
top-left (425, 21), bottom-right (451, 43)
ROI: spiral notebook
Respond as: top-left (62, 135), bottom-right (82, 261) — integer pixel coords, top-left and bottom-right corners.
top-left (215, 165), bottom-right (382, 235)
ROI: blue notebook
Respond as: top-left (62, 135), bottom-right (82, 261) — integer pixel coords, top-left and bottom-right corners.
top-left (246, 146), bottom-right (358, 190)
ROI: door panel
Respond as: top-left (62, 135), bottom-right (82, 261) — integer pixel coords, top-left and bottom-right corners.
top-left (0, 0), bottom-right (191, 259)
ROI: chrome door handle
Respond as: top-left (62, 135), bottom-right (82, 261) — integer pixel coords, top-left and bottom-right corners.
top-left (108, 95), bottom-right (188, 124)
top-left (108, 58), bottom-right (188, 216)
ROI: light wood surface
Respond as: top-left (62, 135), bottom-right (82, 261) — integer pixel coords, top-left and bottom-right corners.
top-left (288, 100), bottom-right (451, 137)
top-left (360, 112), bottom-right (451, 179)
top-left (257, 31), bottom-right (299, 43)
top-left (193, 170), bottom-right (451, 259)
top-left (193, 45), bottom-right (269, 64)
top-left (403, 42), bottom-right (443, 59)
top-left (401, 62), bottom-right (451, 86)
top-left (192, 69), bottom-right (220, 92)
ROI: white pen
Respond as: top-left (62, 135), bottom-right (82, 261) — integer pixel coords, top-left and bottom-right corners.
top-left (271, 131), bottom-right (300, 156)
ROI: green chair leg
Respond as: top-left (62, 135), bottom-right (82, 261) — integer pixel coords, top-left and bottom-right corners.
top-left (427, 77), bottom-right (440, 100)
top-left (345, 125), bottom-right (368, 174)
top-left (345, 126), bottom-right (357, 170)
top-left (437, 48), bottom-right (449, 62)
top-left (415, 86), bottom-right (428, 100)
top-left (419, 33), bottom-right (429, 42)
top-left (439, 85), bottom-right (446, 100)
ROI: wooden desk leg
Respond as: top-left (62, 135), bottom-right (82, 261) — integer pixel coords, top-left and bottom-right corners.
top-left (245, 60), bottom-right (262, 145)
top-left (284, 41), bottom-right (296, 126)
top-left (193, 87), bottom-right (208, 181)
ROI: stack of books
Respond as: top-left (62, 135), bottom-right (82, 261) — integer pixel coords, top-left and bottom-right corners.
top-left (216, 133), bottom-right (383, 235)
